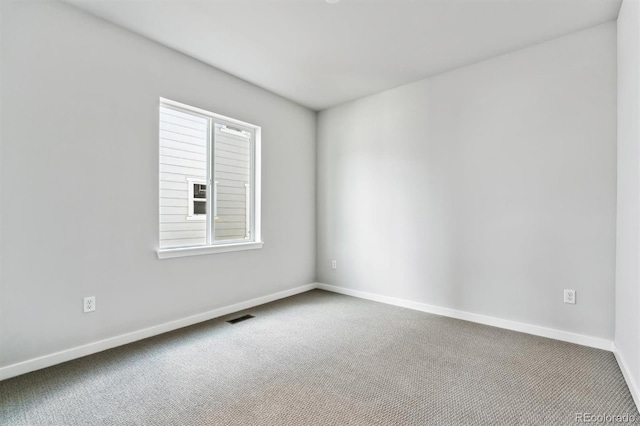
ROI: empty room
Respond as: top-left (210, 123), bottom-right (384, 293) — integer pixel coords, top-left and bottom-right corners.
top-left (1, 0), bottom-right (640, 424)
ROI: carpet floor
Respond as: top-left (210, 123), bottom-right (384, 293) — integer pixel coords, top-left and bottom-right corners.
top-left (0, 289), bottom-right (637, 425)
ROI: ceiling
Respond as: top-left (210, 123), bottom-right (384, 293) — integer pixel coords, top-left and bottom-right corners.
top-left (65, 0), bottom-right (622, 111)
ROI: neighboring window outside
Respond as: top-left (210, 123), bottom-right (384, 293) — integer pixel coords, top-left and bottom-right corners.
top-left (158, 98), bottom-right (261, 255)
top-left (187, 179), bottom-right (207, 220)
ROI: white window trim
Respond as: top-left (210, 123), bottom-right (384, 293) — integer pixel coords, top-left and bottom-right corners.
top-left (157, 241), bottom-right (264, 259)
top-left (157, 97), bottom-right (263, 259)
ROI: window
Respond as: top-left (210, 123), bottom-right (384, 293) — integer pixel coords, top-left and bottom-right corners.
top-left (187, 179), bottom-right (207, 220)
top-left (158, 98), bottom-right (262, 258)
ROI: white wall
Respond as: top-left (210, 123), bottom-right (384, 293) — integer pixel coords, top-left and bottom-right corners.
top-left (616, 0), bottom-right (640, 405)
top-left (317, 23), bottom-right (617, 340)
top-left (0, 1), bottom-right (316, 368)
top-left (0, 0), bottom-right (4, 368)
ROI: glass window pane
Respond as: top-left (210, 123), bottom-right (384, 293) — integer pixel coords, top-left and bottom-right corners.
top-left (159, 106), bottom-right (209, 248)
top-left (194, 184), bottom-right (206, 199)
top-left (193, 200), bottom-right (206, 215)
top-left (214, 125), bottom-right (251, 242)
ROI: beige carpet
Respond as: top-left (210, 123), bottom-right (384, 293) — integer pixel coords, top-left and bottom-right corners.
top-left (0, 289), bottom-right (637, 425)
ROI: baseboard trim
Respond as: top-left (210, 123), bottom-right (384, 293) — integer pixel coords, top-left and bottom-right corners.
top-left (613, 346), bottom-right (640, 412)
top-left (316, 283), bottom-right (613, 351)
top-left (0, 283), bottom-right (316, 381)
top-left (0, 282), bottom-right (616, 382)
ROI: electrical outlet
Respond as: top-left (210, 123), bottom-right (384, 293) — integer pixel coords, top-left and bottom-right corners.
top-left (83, 296), bottom-right (96, 313)
top-left (332, 260), bottom-right (337, 270)
top-left (564, 289), bottom-right (576, 304)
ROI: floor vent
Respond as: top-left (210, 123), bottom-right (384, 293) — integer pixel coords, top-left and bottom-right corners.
top-left (226, 314), bottom-right (255, 324)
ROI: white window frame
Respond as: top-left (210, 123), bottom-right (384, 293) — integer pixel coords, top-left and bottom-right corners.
top-left (157, 98), bottom-right (263, 259)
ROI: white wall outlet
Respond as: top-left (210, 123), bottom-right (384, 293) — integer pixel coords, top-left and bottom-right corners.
top-left (331, 260), bottom-right (337, 270)
top-left (83, 296), bottom-right (96, 313)
top-left (564, 289), bottom-right (576, 304)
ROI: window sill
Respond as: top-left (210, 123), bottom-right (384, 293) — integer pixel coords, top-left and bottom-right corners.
top-left (157, 241), bottom-right (264, 259)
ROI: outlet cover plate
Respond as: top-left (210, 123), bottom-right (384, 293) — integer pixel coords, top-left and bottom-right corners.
top-left (83, 296), bottom-right (96, 313)
top-left (564, 289), bottom-right (576, 304)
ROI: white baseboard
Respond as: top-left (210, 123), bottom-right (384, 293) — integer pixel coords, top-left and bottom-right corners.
top-left (614, 346), bottom-right (640, 412)
top-left (0, 281), bottom-right (617, 382)
top-left (316, 283), bottom-right (614, 352)
top-left (0, 283), bottom-right (316, 381)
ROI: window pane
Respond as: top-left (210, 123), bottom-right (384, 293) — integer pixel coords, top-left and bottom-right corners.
top-left (159, 106), bottom-right (209, 248)
top-left (214, 125), bottom-right (251, 242)
top-left (193, 200), bottom-right (206, 215)
top-left (194, 184), bottom-right (206, 199)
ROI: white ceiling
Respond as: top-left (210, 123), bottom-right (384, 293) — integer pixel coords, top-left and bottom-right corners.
top-left (65, 0), bottom-right (621, 111)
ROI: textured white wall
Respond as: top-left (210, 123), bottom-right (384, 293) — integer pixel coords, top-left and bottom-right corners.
top-left (0, 1), bottom-right (316, 367)
top-left (616, 0), bottom-right (640, 401)
top-left (317, 23), bottom-right (617, 340)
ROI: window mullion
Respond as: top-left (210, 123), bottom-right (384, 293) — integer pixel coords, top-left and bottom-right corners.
top-left (206, 118), bottom-right (213, 245)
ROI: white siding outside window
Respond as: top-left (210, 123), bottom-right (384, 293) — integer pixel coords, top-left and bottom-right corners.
top-left (159, 107), bottom-right (208, 248)
top-left (214, 124), bottom-right (251, 241)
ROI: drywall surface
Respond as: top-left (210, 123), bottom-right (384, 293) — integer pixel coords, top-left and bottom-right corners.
top-left (0, 1), bottom-right (315, 367)
top-left (317, 23), bottom-right (617, 340)
top-left (0, 0), bottom-right (4, 365)
top-left (616, 0), bottom-right (640, 398)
